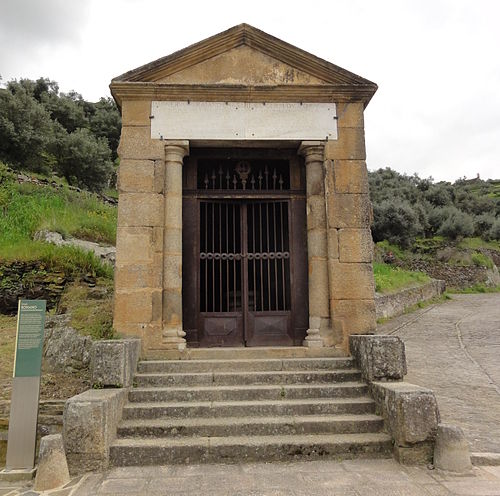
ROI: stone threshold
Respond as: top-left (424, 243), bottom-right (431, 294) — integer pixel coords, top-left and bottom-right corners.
top-left (144, 346), bottom-right (347, 360)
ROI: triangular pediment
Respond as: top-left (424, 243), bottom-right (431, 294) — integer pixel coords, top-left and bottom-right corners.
top-left (112, 24), bottom-right (376, 89)
top-left (155, 45), bottom-right (328, 86)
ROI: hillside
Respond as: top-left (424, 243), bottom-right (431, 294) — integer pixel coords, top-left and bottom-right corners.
top-left (369, 168), bottom-right (500, 247)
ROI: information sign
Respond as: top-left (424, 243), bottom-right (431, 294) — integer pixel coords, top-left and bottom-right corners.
top-left (14, 300), bottom-right (46, 377)
top-left (5, 300), bottom-right (46, 471)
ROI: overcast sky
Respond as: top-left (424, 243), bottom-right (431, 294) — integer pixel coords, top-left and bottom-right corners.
top-left (1, 0), bottom-right (499, 182)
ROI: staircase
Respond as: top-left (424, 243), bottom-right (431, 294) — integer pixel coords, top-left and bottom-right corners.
top-left (110, 350), bottom-right (392, 466)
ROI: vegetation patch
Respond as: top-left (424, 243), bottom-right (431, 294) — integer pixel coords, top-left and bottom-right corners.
top-left (471, 251), bottom-right (494, 269)
top-left (373, 262), bottom-right (430, 294)
top-left (57, 279), bottom-right (115, 340)
top-left (0, 164), bottom-right (115, 278)
top-left (448, 283), bottom-right (500, 294)
top-left (0, 77), bottom-right (120, 192)
top-left (458, 237), bottom-right (500, 252)
top-left (370, 168), bottom-right (500, 248)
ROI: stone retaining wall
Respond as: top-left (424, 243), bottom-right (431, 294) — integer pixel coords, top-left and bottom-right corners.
top-left (375, 279), bottom-right (446, 320)
top-left (0, 261), bottom-right (67, 314)
top-left (401, 260), bottom-right (495, 289)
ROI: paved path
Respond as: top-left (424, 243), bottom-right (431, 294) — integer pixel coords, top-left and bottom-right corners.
top-left (3, 459), bottom-right (500, 496)
top-left (378, 293), bottom-right (500, 453)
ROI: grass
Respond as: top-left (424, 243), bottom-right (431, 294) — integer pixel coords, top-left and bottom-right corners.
top-left (458, 237), bottom-right (500, 252)
top-left (0, 165), bottom-right (116, 278)
top-left (448, 283), bottom-right (500, 294)
top-left (471, 251), bottom-right (494, 269)
top-left (57, 280), bottom-right (115, 340)
top-left (373, 262), bottom-right (431, 294)
top-left (412, 236), bottom-right (447, 254)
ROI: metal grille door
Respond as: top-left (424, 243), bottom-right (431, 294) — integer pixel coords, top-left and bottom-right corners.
top-left (247, 202), bottom-right (291, 312)
top-left (200, 202), bottom-right (242, 313)
top-left (198, 200), bottom-right (293, 346)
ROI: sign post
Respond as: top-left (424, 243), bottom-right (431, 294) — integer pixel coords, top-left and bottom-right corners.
top-left (5, 300), bottom-right (46, 472)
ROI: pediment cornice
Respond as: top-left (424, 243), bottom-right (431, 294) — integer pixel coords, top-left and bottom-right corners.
top-left (110, 24), bottom-right (377, 107)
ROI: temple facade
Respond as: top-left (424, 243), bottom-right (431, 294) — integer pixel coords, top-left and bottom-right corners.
top-left (110, 24), bottom-right (377, 356)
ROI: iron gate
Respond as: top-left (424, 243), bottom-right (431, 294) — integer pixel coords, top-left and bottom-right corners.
top-left (199, 200), bottom-right (292, 346)
top-left (181, 150), bottom-right (309, 348)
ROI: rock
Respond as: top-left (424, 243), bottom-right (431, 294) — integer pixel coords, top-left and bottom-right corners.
top-left (91, 339), bottom-right (141, 388)
top-left (350, 334), bottom-right (407, 381)
top-left (486, 265), bottom-right (500, 287)
top-left (34, 434), bottom-right (70, 491)
top-left (382, 382), bottom-right (439, 446)
top-left (33, 230), bottom-right (65, 245)
top-left (370, 381), bottom-right (440, 464)
top-left (434, 424), bottom-right (472, 473)
top-left (43, 315), bottom-right (93, 373)
top-left (63, 389), bottom-right (127, 474)
top-left (401, 260), bottom-right (490, 290)
top-left (33, 230), bottom-right (116, 266)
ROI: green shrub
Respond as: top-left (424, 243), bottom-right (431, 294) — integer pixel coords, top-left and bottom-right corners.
top-left (489, 219), bottom-right (500, 241)
top-left (471, 251), bottom-right (494, 269)
top-left (474, 213), bottom-right (496, 239)
top-left (436, 208), bottom-right (474, 239)
top-left (372, 199), bottom-right (423, 248)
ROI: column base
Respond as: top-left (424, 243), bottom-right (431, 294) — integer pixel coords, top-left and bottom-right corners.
top-left (162, 327), bottom-right (187, 351)
top-left (303, 328), bottom-right (324, 348)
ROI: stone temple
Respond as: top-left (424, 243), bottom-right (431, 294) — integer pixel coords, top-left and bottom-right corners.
top-left (110, 23), bottom-right (377, 357)
top-left (60, 23), bottom-right (440, 470)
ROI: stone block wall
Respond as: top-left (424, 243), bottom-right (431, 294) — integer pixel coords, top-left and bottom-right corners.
top-left (113, 100), bottom-right (165, 350)
top-left (325, 102), bottom-right (376, 350)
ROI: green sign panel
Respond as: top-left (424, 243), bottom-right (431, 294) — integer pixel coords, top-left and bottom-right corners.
top-left (13, 300), bottom-right (46, 377)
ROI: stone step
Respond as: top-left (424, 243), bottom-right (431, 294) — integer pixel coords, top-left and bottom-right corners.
top-left (134, 369), bottom-right (361, 387)
top-left (145, 346), bottom-right (346, 361)
top-left (117, 413), bottom-right (384, 438)
top-left (122, 397), bottom-right (376, 420)
top-left (110, 432), bottom-right (393, 466)
top-left (129, 382), bottom-right (368, 403)
top-left (137, 357), bottom-right (354, 374)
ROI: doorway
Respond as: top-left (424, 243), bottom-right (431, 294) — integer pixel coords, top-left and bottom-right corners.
top-left (182, 149), bottom-right (308, 347)
top-left (199, 200), bottom-right (292, 346)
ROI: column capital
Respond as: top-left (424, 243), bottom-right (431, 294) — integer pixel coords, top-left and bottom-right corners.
top-left (164, 140), bottom-right (189, 162)
top-left (298, 141), bottom-right (325, 161)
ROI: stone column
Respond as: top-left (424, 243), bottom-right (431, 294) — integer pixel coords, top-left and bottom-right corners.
top-left (162, 140), bottom-right (189, 350)
top-left (299, 141), bottom-right (330, 348)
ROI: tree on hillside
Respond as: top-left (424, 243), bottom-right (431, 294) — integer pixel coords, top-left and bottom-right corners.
top-left (369, 167), bottom-right (500, 245)
top-left (56, 128), bottom-right (114, 192)
top-left (0, 77), bottom-right (121, 192)
top-left (88, 97), bottom-right (121, 161)
top-left (0, 85), bottom-right (57, 174)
